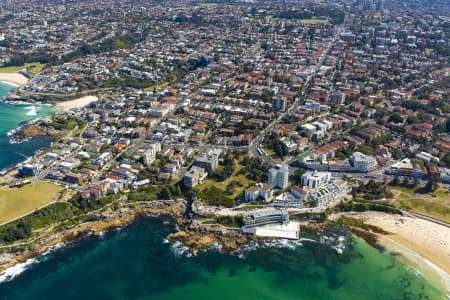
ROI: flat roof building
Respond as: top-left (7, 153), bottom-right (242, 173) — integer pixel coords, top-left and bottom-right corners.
top-left (243, 209), bottom-right (289, 229)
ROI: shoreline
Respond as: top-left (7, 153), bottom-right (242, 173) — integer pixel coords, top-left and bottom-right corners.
top-left (0, 73), bottom-right (29, 86)
top-left (377, 235), bottom-right (450, 295)
top-left (0, 206), bottom-right (448, 296)
top-left (335, 211), bottom-right (450, 294)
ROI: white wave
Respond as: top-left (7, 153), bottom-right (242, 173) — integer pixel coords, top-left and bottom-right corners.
top-left (25, 106), bottom-right (37, 116)
top-left (41, 242), bottom-right (66, 256)
top-left (210, 241), bottom-right (223, 251)
top-left (6, 129), bottom-right (16, 137)
top-left (0, 258), bottom-right (38, 283)
top-left (333, 246), bottom-right (344, 255)
top-left (0, 80), bottom-right (19, 88)
top-left (169, 241), bottom-right (193, 257)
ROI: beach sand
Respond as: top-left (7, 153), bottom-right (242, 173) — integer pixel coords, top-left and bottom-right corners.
top-left (338, 212), bottom-right (450, 293)
top-left (0, 73), bottom-right (29, 86)
top-left (56, 95), bottom-right (99, 112)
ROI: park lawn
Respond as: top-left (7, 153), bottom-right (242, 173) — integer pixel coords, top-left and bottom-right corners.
top-left (392, 198), bottom-right (450, 223)
top-left (0, 65), bottom-right (24, 73)
top-left (390, 187), bottom-right (450, 223)
top-left (298, 19), bottom-right (329, 24)
top-left (0, 63), bottom-right (46, 76)
top-left (264, 148), bottom-right (276, 156)
top-left (195, 159), bottom-right (255, 200)
top-left (0, 182), bottom-right (62, 224)
top-left (25, 62), bottom-right (46, 76)
top-left (199, 174), bottom-right (253, 199)
top-left (143, 81), bottom-right (170, 92)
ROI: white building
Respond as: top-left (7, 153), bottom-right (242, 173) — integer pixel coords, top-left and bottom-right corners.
top-left (278, 137), bottom-right (298, 154)
top-left (183, 166), bottom-right (208, 189)
top-left (244, 183), bottom-right (272, 202)
top-left (305, 100), bottom-right (321, 113)
top-left (270, 185), bottom-right (309, 208)
top-left (415, 151), bottom-right (439, 164)
top-left (268, 164), bottom-right (289, 189)
top-left (301, 171), bottom-right (331, 189)
top-left (308, 181), bottom-right (348, 207)
top-left (351, 152), bottom-right (378, 172)
top-left (242, 209), bottom-right (289, 229)
top-left (143, 143), bottom-right (161, 166)
top-left (290, 185), bottom-right (309, 201)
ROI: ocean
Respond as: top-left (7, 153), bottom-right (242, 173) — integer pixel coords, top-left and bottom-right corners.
top-left (0, 215), bottom-right (446, 300)
top-left (0, 82), bottom-right (57, 172)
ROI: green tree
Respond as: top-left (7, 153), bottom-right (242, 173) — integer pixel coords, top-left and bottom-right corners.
top-left (412, 177), bottom-right (420, 188)
top-left (291, 169), bottom-right (306, 184)
top-left (402, 177), bottom-right (410, 188)
top-left (443, 152), bottom-right (450, 168)
top-left (390, 175), bottom-right (400, 186)
top-left (424, 177), bottom-right (438, 193)
top-left (389, 113), bottom-right (404, 123)
top-left (158, 187), bottom-right (172, 200)
top-left (357, 144), bottom-right (374, 156)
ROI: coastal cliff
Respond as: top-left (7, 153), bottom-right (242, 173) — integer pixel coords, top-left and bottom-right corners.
top-left (0, 200), bottom-right (187, 274)
top-left (12, 120), bottom-right (63, 142)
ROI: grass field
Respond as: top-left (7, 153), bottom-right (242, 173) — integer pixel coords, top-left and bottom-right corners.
top-left (199, 3), bottom-right (218, 7)
top-left (0, 182), bottom-right (62, 224)
top-left (0, 63), bottom-right (46, 76)
top-left (143, 81), bottom-right (170, 92)
top-left (298, 19), bottom-right (329, 24)
top-left (0, 65), bottom-right (24, 73)
top-left (195, 159), bottom-right (255, 200)
top-left (25, 63), bottom-right (46, 76)
top-left (390, 187), bottom-right (450, 223)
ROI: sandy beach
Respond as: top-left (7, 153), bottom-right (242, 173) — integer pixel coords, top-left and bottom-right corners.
top-left (0, 72), bottom-right (29, 86)
top-left (338, 212), bottom-right (450, 293)
top-left (56, 95), bottom-right (99, 112)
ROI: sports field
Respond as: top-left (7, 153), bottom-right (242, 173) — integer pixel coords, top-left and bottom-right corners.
top-left (0, 182), bottom-right (62, 224)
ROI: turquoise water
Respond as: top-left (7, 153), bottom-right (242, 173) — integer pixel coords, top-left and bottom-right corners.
top-left (0, 82), bottom-right (57, 171)
top-left (0, 215), bottom-right (446, 300)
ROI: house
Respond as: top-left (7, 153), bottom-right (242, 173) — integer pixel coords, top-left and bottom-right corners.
top-left (63, 173), bottom-right (85, 185)
top-left (404, 123), bottom-right (433, 138)
top-left (192, 122), bottom-right (208, 133)
top-left (290, 185), bottom-right (309, 201)
top-left (244, 183), bottom-right (272, 202)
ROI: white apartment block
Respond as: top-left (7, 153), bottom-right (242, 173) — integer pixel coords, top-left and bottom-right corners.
top-left (268, 164), bottom-right (289, 189)
top-left (351, 152), bottom-right (378, 172)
